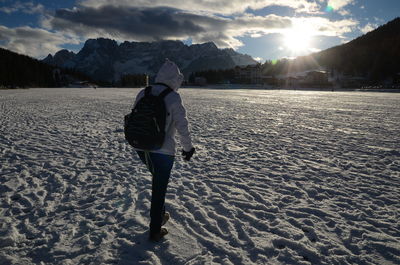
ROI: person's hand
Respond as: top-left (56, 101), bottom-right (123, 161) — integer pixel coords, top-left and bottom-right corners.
top-left (182, 147), bottom-right (195, 161)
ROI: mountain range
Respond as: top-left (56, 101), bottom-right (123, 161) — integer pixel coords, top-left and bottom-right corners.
top-left (2, 17), bottom-right (398, 88)
top-left (43, 39), bottom-right (257, 83)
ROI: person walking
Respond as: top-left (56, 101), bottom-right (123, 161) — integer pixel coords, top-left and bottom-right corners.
top-left (132, 59), bottom-right (195, 242)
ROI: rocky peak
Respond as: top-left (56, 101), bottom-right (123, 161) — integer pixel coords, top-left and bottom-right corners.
top-left (42, 38), bottom-right (257, 82)
top-left (54, 49), bottom-right (75, 60)
top-left (190, 42), bottom-right (218, 52)
top-left (42, 54), bottom-right (53, 63)
top-left (42, 50), bottom-right (75, 67)
top-left (79, 38), bottom-right (119, 55)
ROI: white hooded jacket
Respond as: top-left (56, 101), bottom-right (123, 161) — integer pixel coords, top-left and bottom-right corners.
top-left (133, 60), bottom-right (193, 156)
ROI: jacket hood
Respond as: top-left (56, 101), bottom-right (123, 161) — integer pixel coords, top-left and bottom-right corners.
top-left (155, 59), bottom-right (184, 91)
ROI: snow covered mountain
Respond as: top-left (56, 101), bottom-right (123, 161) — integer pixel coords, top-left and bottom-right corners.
top-left (42, 49), bottom-right (75, 68)
top-left (43, 38), bottom-right (257, 82)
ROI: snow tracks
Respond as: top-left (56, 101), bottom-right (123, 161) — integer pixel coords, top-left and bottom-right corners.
top-left (0, 88), bottom-right (399, 265)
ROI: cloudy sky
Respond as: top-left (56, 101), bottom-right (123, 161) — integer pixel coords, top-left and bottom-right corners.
top-left (0, 0), bottom-right (399, 61)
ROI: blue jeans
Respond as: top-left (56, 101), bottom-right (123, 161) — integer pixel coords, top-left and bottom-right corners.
top-left (136, 151), bottom-right (174, 235)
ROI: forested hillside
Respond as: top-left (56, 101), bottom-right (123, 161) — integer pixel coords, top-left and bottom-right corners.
top-left (314, 17), bottom-right (400, 80)
top-left (0, 48), bottom-right (55, 88)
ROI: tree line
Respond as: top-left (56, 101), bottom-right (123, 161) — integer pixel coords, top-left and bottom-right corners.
top-left (0, 48), bottom-right (56, 88)
top-left (0, 48), bottom-right (102, 88)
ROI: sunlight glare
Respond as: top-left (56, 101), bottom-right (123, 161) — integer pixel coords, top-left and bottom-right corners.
top-left (283, 26), bottom-right (314, 54)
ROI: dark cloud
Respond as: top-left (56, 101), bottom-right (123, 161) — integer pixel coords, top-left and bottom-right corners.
top-left (51, 6), bottom-right (210, 40)
top-left (78, 0), bottom-right (321, 15)
top-left (47, 5), bottom-right (293, 48)
top-left (0, 2), bottom-right (357, 58)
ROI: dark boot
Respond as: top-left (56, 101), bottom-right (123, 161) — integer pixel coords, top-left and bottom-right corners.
top-left (149, 228), bottom-right (168, 242)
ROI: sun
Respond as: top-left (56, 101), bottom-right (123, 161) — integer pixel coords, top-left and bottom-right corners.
top-left (282, 26), bottom-right (314, 54)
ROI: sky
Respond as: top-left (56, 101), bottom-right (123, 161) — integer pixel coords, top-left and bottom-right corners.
top-left (0, 0), bottom-right (399, 62)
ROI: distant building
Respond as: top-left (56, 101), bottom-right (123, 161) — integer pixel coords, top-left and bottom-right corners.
top-left (120, 74), bottom-right (149, 87)
top-left (338, 75), bottom-right (366, 88)
top-left (330, 70), bottom-right (368, 88)
top-left (303, 71), bottom-right (328, 85)
top-left (194, 77), bottom-right (207, 86)
top-left (284, 77), bottom-right (300, 87)
top-left (52, 68), bottom-right (62, 86)
top-left (262, 76), bottom-right (278, 86)
top-left (394, 73), bottom-right (400, 85)
top-left (67, 81), bottom-right (97, 88)
top-left (277, 70), bottom-right (329, 88)
top-left (234, 64), bottom-right (262, 84)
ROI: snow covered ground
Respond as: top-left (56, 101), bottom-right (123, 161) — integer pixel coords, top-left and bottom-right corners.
top-left (0, 88), bottom-right (399, 265)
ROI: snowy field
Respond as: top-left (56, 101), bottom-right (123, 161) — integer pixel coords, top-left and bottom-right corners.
top-left (0, 88), bottom-right (399, 265)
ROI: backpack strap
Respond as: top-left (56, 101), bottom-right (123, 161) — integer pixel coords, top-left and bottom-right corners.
top-left (154, 83), bottom-right (173, 98)
top-left (158, 87), bottom-right (173, 99)
top-left (154, 82), bottom-right (172, 90)
top-left (144, 86), bottom-right (152, 96)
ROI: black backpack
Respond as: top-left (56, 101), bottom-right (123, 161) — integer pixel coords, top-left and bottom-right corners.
top-left (124, 85), bottom-right (173, 150)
